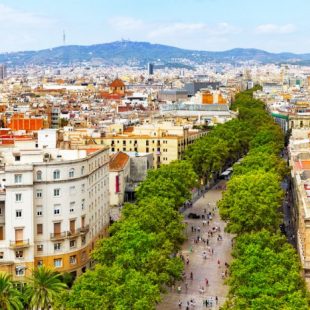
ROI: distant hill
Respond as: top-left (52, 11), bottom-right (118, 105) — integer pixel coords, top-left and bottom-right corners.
top-left (0, 41), bottom-right (309, 67)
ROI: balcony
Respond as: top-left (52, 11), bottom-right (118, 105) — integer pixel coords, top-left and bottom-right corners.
top-left (79, 225), bottom-right (90, 234)
top-left (9, 239), bottom-right (30, 248)
top-left (67, 230), bottom-right (80, 238)
top-left (50, 232), bottom-right (68, 240)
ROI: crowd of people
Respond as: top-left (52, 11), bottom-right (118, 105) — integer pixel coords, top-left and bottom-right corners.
top-left (172, 189), bottom-right (231, 309)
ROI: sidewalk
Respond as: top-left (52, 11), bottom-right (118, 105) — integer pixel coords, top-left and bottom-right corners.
top-left (157, 181), bottom-right (233, 310)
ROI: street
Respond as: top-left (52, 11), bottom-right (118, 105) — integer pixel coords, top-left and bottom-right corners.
top-left (157, 181), bottom-right (233, 309)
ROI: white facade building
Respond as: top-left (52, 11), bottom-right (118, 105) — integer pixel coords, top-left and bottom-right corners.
top-left (0, 139), bottom-right (110, 280)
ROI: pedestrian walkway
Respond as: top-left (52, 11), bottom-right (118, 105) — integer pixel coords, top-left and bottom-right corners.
top-left (157, 181), bottom-right (233, 310)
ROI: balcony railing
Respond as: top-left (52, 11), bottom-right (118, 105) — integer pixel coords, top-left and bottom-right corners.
top-left (50, 227), bottom-right (89, 240)
top-left (10, 239), bottom-right (30, 248)
top-left (50, 232), bottom-right (68, 240)
top-left (79, 225), bottom-right (90, 234)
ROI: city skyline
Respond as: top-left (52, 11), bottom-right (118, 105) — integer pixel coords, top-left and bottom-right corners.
top-left (0, 0), bottom-right (309, 53)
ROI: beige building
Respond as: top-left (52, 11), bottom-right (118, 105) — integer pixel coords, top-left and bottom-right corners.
top-left (289, 129), bottom-right (310, 282)
top-left (100, 122), bottom-right (205, 168)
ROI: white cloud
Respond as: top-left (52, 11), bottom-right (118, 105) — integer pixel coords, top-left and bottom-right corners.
top-left (256, 23), bottom-right (296, 34)
top-left (0, 4), bottom-right (54, 26)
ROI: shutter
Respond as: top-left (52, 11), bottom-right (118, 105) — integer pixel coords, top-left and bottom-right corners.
top-left (0, 226), bottom-right (3, 240)
top-left (116, 175), bottom-right (120, 193)
top-left (15, 229), bottom-right (23, 241)
top-left (54, 223), bottom-right (61, 235)
top-left (70, 220), bottom-right (75, 233)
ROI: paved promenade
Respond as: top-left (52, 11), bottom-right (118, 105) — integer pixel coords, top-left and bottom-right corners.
top-left (157, 181), bottom-right (233, 310)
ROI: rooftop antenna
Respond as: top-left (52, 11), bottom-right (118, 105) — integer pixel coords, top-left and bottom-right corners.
top-left (63, 30), bottom-right (66, 46)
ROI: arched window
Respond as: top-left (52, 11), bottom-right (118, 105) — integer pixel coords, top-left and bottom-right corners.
top-left (36, 170), bottom-right (42, 180)
top-left (53, 170), bottom-right (60, 180)
top-left (69, 168), bottom-right (75, 178)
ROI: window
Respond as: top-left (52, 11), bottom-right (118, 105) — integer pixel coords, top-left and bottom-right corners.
top-left (0, 252), bottom-right (3, 259)
top-left (16, 210), bottom-right (22, 218)
top-left (37, 224), bottom-right (43, 235)
top-left (15, 250), bottom-right (23, 258)
top-left (36, 190), bottom-right (42, 198)
top-left (69, 240), bottom-right (76, 248)
top-left (69, 255), bottom-right (77, 265)
top-left (14, 156), bottom-right (20, 161)
top-left (69, 168), bottom-right (75, 178)
top-left (70, 202), bottom-right (75, 213)
top-left (37, 244), bottom-right (43, 252)
top-left (15, 193), bottom-right (22, 202)
top-left (53, 188), bottom-right (60, 197)
top-left (54, 258), bottom-right (62, 268)
top-left (37, 260), bottom-right (43, 266)
top-left (81, 236), bottom-right (86, 245)
top-left (69, 186), bottom-right (75, 195)
top-left (36, 206), bottom-right (43, 216)
top-left (15, 266), bottom-right (25, 276)
top-left (54, 243), bottom-right (61, 251)
top-left (53, 170), bottom-right (60, 180)
top-left (81, 199), bottom-right (85, 210)
top-left (81, 184), bottom-right (85, 192)
top-left (14, 174), bottom-right (22, 184)
top-left (81, 166), bottom-right (85, 175)
top-left (0, 207), bottom-right (2, 215)
top-left (36, 171), bottom-right (42, 180)
top-left (53, 204), bottom-right (60, 215)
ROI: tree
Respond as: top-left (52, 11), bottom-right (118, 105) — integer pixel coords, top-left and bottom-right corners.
top-left (0, 273), bottom-right (23, 310)
top-left (219, 172), bottom-right (283, 234)
top-left (224, 231), bottom-right (309, 309)
top-left (26, 266), bottom-right (67, 309)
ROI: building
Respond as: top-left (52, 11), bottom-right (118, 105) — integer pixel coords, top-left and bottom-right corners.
top-left (289, 129), bottom-right (310, 283)
top-left (183, 82), bottom-right (220, 96)
top-left (0, 130), bottom-right (110, 280)
top-left (148, 63), bottom-right (154, 75)
top-left (101, 122), bottom-right (205, 168)
top-left (0, 65), bottom-right (7, 80)
top-left (8, 114), bottom-right (44, 131)
top-left (158, 89), bottom-right (188, 102)
top-left (160, 103), bottom-right (236, 125)
top-left (109, 152), bottom-right (130, 207)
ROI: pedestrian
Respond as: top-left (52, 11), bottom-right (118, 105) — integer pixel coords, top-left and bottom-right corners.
top-left (191, 226), bottom-right (194, 232)
top-left (217, 259), bottom-right (220, 267)
top-left (205, 278), bottom-right (208, 286)
top-left (206, 239), bottom-right (209, 245)
top-left (177, 286), bottom-right (181, 293)
top-left (221, 271), bottom-right (225, 279)
top-left (215, 296), bottom-right (218, 304)
top-left (205, 299), bottom-right (208, 308)
top-left (186, 258), bottom-right (190, 265)
top-left (178, 300), bottom-right (182, 308)
top-left (185, 282), bottom-right (188, 291)
top-left (190, 272), bottom-right (193, 280)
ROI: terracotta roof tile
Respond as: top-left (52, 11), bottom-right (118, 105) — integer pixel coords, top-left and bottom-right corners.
top-left (109, 151), bottom-right (129, 171)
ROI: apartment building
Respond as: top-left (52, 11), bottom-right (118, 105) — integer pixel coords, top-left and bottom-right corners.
top-left (101, 122), bottom-right (205, 168)
top-left (0, 130), bottom-right (110, 280)
top-left (289, 129), bottom-right (310, 282)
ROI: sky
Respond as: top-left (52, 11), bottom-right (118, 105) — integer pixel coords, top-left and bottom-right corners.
top-left (0, 0), bottom-right (310, 53)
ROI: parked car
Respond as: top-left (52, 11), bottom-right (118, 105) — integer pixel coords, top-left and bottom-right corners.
top-left (188, 213), bottom-right (200, 219)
